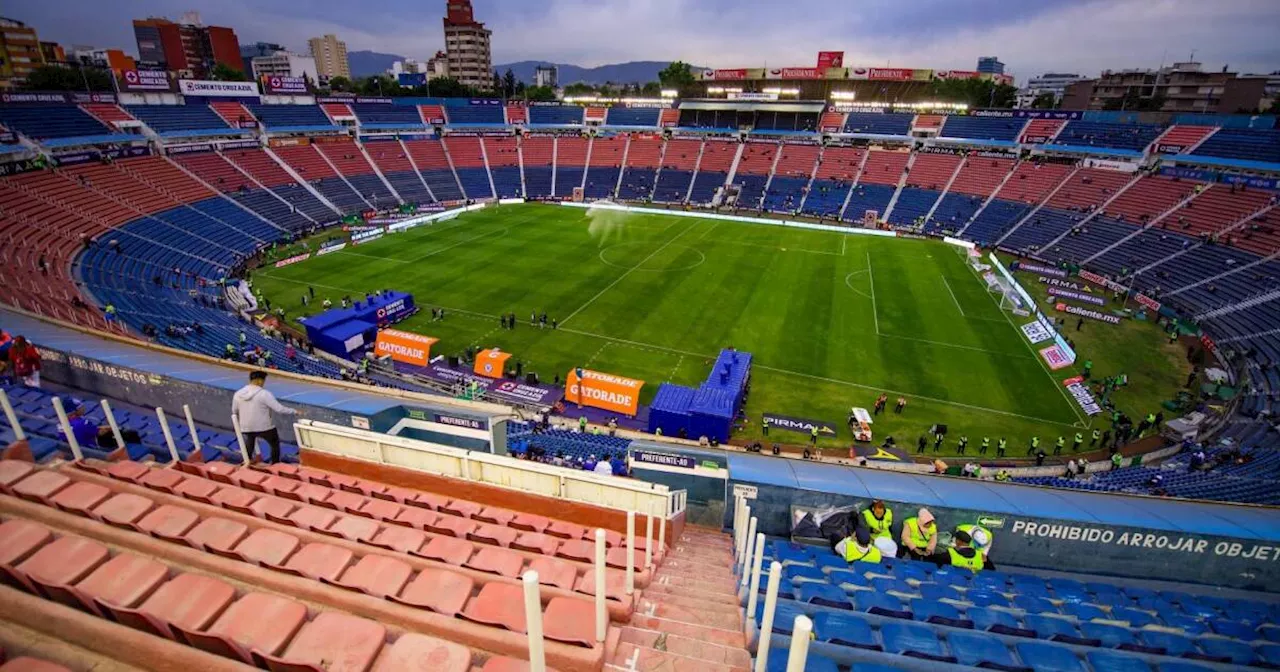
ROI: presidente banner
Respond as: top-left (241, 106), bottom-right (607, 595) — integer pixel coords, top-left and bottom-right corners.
top-left (178, 79), bottom-right (261, 98)
top-left (473, 348), bottom-right (512, 379)
top-left (565, 368), bottom-right (645, 416)
top-left (374, 329), bottom-right (437, 366)
top-left (763, 412), bottom-right (838, 437)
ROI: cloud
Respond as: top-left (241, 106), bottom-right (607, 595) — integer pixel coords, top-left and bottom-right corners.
top-left (7, 0), bottom-right (1278, 78)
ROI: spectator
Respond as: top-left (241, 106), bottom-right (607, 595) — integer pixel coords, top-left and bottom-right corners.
top-left (594, 453), bottom-right (614, 475)
top-left (56, 398), bottom-right (98, 448)
top-left (929, 529), bottom-right (995, 571)
top-left (8, 336), bottom-right (41, 387)
top-left (899, 508), bottom-right (937, 561)
top-left (231, 370), bottom-right (298, 464)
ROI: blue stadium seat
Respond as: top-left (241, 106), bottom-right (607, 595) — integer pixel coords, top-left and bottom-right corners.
top-left (798, 582), bottom-right (853, 610)
top-left (1195, 637), bottom-right (1257, 666)
top-left (909, 599), bottom-right (970, 628)
top-left (812, 611), bottom-right (880, 650)
top-left (1081, 622), bottom-right (1137, 649)
top-left (773, 542), bottom-right (814, 565)
top-left (918, 583), bottom-right (962, 603)
top-left (855, 591), bottom-right (912, 620)
top-left (1015, 641), bottom-right (1086, 672)
top-left (966, 590), bottom-right (1012, 609)
top-left (1258, 643), bottom-right (1280, 666)
top-left (1014, 595), bottom-right (1059, 615)
top-left (1159, 614), bottom-right (1206, 636)
top-left (785, 564), bottom-right (828, 584)
top-left (1111, 607), bottom-right (1159, 628)
top-left (1136, 630), bottom-right (1196, 657)
top-left (948, 630), bottom-right (1021, 669)
top-left (851, 664), bottom-right (908, 672)
top-left (1060, 602), bottom-right (1107, 622)
top-left (1025, 614), bottom-right (1083, 641)
top-left (765, 649), bottom-right (840, 672)
top-left (1207, 619), bottom-right (1256, 641)
top-left (968, 607), bottom-right (1034, 637)
top-left (1154, 663), bottom-right (1214, 672)
top-left (1086, 650), bottom-right (1154, 672)
top-left (880, 621), bottom-right (954, 663)
top-left (756, 600), bottom-right (808, 634)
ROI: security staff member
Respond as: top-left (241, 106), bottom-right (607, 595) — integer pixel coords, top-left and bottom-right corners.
top-left (929, 530), bottom-right (994, 572)
top-left (980, 437), bottom-right (990, 455)
top-left (899, 508), bottom-right (937, 560)
top-left (1090, 429), bottom-right (1100, 447)
top-left (997, 437), bottom-right (1007, 457)
top-left (762, 416), bottom-right (770, 436)
top-left (1027, 436), bottom-right (1040, 455)
top-left (862, 500), bottom-right (893, 541)
top-left (1054, 435), bottom-right (1065, 456)
top-left (957, 435), bottom-right (968, 455)
top-left (1072, 432), bottom-right (1083, 452)
top-left (836, 527), bottom-right (882, 564)
top-left (810, 425), bottom-right (818, 445)
top-left (956, 522), bottom-right (993, 558)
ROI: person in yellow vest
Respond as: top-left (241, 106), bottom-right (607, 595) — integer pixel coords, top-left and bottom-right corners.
top-left (862, 499), bottom-right (893, 541)
top-left (929, 529), bottom-right (994, 571)
top-left (956, 523), bottom-right (993, 558)
top-left (836, 527), bottom-right (882, 564)
top-left (899, 508), bottom-right (937, 560)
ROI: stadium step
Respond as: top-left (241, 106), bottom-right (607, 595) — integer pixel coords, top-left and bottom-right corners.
top-left (628, 613), bottom-right (745, 648)
top-left (641, 580), bottom-right (740, 606)
top-left (618, 625), bottom-right (752, 666)
top-left (639, 592), bottom-right (740, 618)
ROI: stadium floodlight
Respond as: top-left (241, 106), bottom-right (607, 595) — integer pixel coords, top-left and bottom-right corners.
top-left (660, 89), bottom-right (678, 98)
top-left (830, 91), bottom-right (857, 101)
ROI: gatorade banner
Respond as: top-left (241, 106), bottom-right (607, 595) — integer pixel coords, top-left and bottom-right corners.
top-left (565, 368), bottom-right (644, 416)
top-left (374, 329), bottom-right (437, 366)
top-left (474, 348), bottom-right (512, 379)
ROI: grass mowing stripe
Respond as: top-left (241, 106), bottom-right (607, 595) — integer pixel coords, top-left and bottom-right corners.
top-left (866, 251), bottom-right (880, 335)
top-left (942, 275), bottom-right (965, 317)
top-left (560, 219), bottom-right (698, 326)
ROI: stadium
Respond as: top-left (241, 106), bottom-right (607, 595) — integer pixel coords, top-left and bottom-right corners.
top-left (1, 4), bottom-right (1280, 672)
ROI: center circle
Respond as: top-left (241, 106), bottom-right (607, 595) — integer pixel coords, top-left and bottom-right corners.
top-left (599, 242), bottom-right (706, 272)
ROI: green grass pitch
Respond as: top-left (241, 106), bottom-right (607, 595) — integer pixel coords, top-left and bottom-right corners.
top-left (254, 203), bottom-right (1188, 456)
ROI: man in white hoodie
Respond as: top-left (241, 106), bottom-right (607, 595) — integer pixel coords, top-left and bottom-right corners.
top-left (232, 370), bottom-right (298, 463)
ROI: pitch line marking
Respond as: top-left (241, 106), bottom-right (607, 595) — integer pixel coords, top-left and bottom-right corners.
top-left (331, 217), bottom-right (472, 262)
top-left (866, 251), bottom-right (880, 335)
top-left (843, 271), bottom-right (872, 300)
top-left (842, 234), bottom-right (847, 257)
top-left (695, 222), bottom-right (719, 241)
top-left (561, 221), bottom-right (697, 326)
top-left (942, 276), bottom-right (966, 317)
top-left (248, 277), bottom-right (1077, 427)
top-left (584, 341), bottom-right (611, 368)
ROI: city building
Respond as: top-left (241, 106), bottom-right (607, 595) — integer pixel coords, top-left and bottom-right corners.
top-left (535, 64), bottom-right (558, 89)
top-left (977, 57), bottom-right (1005, 75)
top-left (70, 46), bottom-right (136, 71)
top-left (426, 51), bottom-right (449, 80)
top-left (308, 34), bottom-right (350, 81)
top-left (0, 16), bottom-right (46, 87)
top-left (39, 41), bottom-right (65, 64)
top-left (389, 59), bottom-right (426, 77)
top-left (132, 13), bottom-right (244, 78)
top-left (241, 41), bottom-right (286, 63)
top-left (1016, 72), bottom-right (1085, 108)
top-left (1061, 62), bottom-right (1266, 113)
top-left (251, 50), bottom-right (318, 82)
top-left (443, 0), bottom-right (493, 89)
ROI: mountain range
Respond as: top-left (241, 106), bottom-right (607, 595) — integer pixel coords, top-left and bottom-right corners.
top-left (348, 51), bottom-right (696, 85)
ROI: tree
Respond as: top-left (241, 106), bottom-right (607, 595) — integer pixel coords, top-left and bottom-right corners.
top-left (502, 69), bottom-right (517, 99)
top-left (359, 75), bottom-right (394, 96)
top-left (640, 81), bottom-right (662, 97)
top-left (1030, 92), bottom-right (1058, 109)
top-left (210, 62), bottom-right (247, 81)
top-left (563, 82), bottom-right (596, 97)
top-left (523, 85), bottom-right (558, 102)
top-left (328, 75), bottom-right (352, 92)
top-left (23, 64), bottom-right (113, 91)
top-left (427, 77), bottom-right (470, 98)
top-left (658, 61), bottom-right (696, 88)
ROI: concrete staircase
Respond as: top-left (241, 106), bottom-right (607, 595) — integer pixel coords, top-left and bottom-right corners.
top-left (610, 526), bottom-right (750, 671)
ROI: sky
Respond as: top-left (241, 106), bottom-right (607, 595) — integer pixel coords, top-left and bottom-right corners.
top-left (8, 0), bottom-right (1280, 80)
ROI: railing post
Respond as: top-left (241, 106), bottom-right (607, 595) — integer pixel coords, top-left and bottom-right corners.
top-left (231, 414), bottom-right (253, 465)
top-left (753, 561), bottom-right (784, 672)
top-left (0, 390), bottom-right (26, 441)
top-left (183, 404), bottom-right (203, 457)
top-left (51, 396), bottom-right (83, 461)
top-left (656, 499), bottom-right (666, 555)
top-left (155, 408), bottom-right (181, 464)
top-left (784, 615), bottom-right (813, 672)
top-left (644, 511), bottom-right (654, 569)
top-left (739, 516), bottom-right (758, 589)
top-left (521, 570), bottom-right (547, 672)
top-left (746, 531), bottom-right (765, 626)
top-left (100, 400), bottom-right (125, 450)
top-left (594, 528), bottom-right (607, 643)
top-left (625, 510), bottom-right (635, 595)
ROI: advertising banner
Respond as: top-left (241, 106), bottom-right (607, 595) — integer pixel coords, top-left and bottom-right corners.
top-left (421, 361), bottom-right (560, 405)
top-left (768, 67), bottom-right (825, 80)
top-left (762, 412), bottom-right (838, 437)
top-left (261, 75), bottom-right (308, 95)
top-left (702, 68), bottom-right (748, 80)
top-left (632, 449), bottom-right (697, 470)
top-left (1056, 303), bottom-right (1124, 325)
top-left (1015, 261), bottom-right (1068, 278)
top-left (1078, 269), bottom-right (1127, 294)
top-left (118, 69), bottom-right (176, 93)
top-left (179, 79), bottom-right (260, 98)
top-left (1063, 375), bottom-right (1104, 415)
top-left (868, 68), bottom-right (915, 81)
top-left (316, 241), bottom-right (347, 256)
top-left (1135, 293), bottom-right (1161, 312)
top-left (817, 51), bottom-right (845, 69)
top-left (351, 228), bottom-right (385, 245)
top-left (1047, 286), bottom-right (1107, 306)
top-left (273, 253), bottom-right (311, 268)
top-left (474, 348), bottom-right (512, 379)
top-left (1039, 345), bottom-right (1073, 370)
top-left (431, 412), bottom-right (487, 430)
top-left (1021, 321), bottom-right (1053, 344)
top-left (52, 146), bottom-right (149, 166)
top-left (935, 70), bottom-right (982, 80)
top-left (852, 444), bottom-right (912, 462)
top-left (1038, 277), bottom-right (1089, 292)
top-left (397, 73), bottom-right (427, 87)
top-left (1083, 157), bottom-right (1140, 173)
top-left (1, 91), bottom-right (74, 104)
top-left (565, 368), bottom-right (645, 416)
top-left (374, 329), bottom-right (438, 366)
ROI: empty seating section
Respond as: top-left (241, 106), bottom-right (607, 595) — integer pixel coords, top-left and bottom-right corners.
top-left (320, 103), bottom-right (353, 121)
top-left (618, 135), bottom-right (662, 200)
top-left (762, 144), bottom-right (819, 212)
top-left (81, 103), bottom-right (134, 126)
top-left (0, 459), bottom-right (627, 670)
top-left (223, 148), bottom-right (336, 222)
top-left (404, 139), bottom-right (464, 201)
top-left (678, 109), bottom-right (747, 131)
top-left (890, 153), bottom-right (960, 226)
top-left (931, 157), bottom-right (1012, 233)
top-left (553, 137), bottom-right (588, 197)
top-left (315, 141), bottom-right (396, 206)
top-left (273, 145), bottom-right (369, 213)
top-left (1002, 168), bottom-right (1133, 251)
top-left (819, 111), bottom-right (846, 132)
top-left (940, 116), bottom-right (1024, 141)
top-left (484, 137), bottom-right (522, 198)
top-left (842, 113), bottom-right (913, 136)
top-left (0, 106), bottom-right (110, 139)
top-left (583, 136), bottom-right (625, 199)
top-left (351, 103), bottom-right (422, 126)
top-left (1054, 121), bottom-right (1163, 152)
top-left (858, 150), bottom-right (910, 186)
top-left (733, 142), bottom-right (778, 207)
top-left (442, 136), bottom-right (493, 199)
top-left (126, 105), bottom-right (232, 135)
top-left (528, 106), bottom-right (583, 126)
top-left (1155, 125), bottom-right (1215, 153)
top-left (961, 162), bottom-right (1075, 244)
top-left (173, 152), bottom-right (313, 232)
top-left (845, 184), bottom-right (896, 222)
top-left (688, 140), bottom-right (737, 203)
top-left (364, 139), bottom-right (434, 204)
top-left (1021, 118), bottom-right (1065, 143)
top-left (1102, 176), bottom-right (1198, 224)
top-left (802, 147), bottom-right (863, 218)
top-left (584, 107), bottom-right (607, 124)
top-left (521, 136), bottom-right (555, 198)
top-left (913, 114), bottom-right (943, 130)
top-left (443, 102), bottom-right (504, 126)
top-left (418, 104), bottom-right (447, 124)
top-left (657, 108), bottom-right (680, 128)
top-left (1193, 128), bottom-right (1280, 164)
top-left (504, 105), bottom-right (527, 125)
top-left (207, 101), bottom-right (253, 128)
top-left (245, 104), bottom-right (334, 129)
top-left (754, 539), bottom-right (1280, 672)
top-left (652, 138), bottom-right (700, 202)
top-left (753, 111), bottom-right (818, 132)
top-left (604, 106), bottom-right (660, 127)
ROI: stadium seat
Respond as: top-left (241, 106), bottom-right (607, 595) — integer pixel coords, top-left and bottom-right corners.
top-left (1015, 641), bottom-right (1087, 672)
top-left (1086, 650), bottom-right (1154, 672)
top-left (812, 611), bottom-right (880, 650)
top-left (798, 582), bottom-right (853, 610)
top-left (948, 630), bottom-right (1023, 669)
top-left (765, 649), bottom-right (841, 672)
top-left (880, 621), bottom-right (954, 663)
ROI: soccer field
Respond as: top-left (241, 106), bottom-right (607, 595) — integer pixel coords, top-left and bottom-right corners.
top-left (255, 203), bottom-right (1181, 454)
